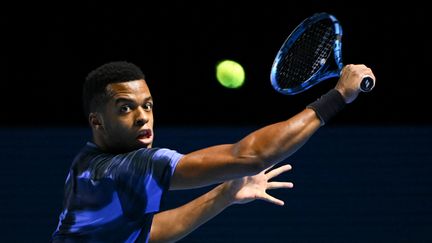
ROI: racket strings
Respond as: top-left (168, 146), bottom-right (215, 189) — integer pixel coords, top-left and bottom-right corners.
top-left (277, 20), bottom-right (335, 88)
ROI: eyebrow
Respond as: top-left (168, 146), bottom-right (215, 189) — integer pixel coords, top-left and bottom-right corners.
top-left (114, 97), bottom-right (153, 105)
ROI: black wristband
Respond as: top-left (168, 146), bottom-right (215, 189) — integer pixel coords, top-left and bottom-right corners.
top-left (306, 89), bottom-right (346, 125)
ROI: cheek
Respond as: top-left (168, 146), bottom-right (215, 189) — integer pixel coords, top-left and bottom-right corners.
top-left (104, 116), bottom-right (131, 135)
top-left (148, 114), bottom-right (154, 127)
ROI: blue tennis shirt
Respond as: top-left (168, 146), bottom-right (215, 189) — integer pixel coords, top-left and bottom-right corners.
top-left (51, 142), bottom-right (183, 242)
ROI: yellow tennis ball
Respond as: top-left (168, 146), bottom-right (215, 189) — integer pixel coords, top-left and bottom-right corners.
top-left (216, 60), bottom-right (245, 89)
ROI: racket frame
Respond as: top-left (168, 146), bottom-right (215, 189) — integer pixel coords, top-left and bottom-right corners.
top-left (270, 13), bottom-right (343, 95)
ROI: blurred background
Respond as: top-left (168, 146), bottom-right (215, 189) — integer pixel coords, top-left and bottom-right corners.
top-left (4, 1), bottom-right (429, 127)
top-left (3, 1), bottom-right (431, 242)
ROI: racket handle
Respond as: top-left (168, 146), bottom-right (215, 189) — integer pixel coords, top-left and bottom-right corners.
top-left (360, 75), bottom-right (375, 92)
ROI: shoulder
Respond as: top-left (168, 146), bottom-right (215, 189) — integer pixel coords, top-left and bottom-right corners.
top-left (147, 148), bottom-right (184, 164)
top-left (122, 147), bottom-right (183, 162)
top-left (113, 147), bottom-right (184, 173)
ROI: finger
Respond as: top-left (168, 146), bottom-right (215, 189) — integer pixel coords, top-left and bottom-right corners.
top-left (340, 64), bottom-right (353, 76)
top-left (267, 182), bottom-right (294, 190)
top-left (364, 67), bottom-right (376, 81)
top-left (266, 164), bottom-right (292, 179)
top-left (264, 163), bottom-right (277, 174)
top-left (260, 193), bottom-right (285, 206)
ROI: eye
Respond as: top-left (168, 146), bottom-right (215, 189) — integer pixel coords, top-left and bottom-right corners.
top-left (119, 105), bottom-right (131, 113)
top-left (143, 102), bottom-right (153, 111)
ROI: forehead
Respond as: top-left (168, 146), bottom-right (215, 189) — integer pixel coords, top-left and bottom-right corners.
top-left (106, 79), bottom-right (151, 98)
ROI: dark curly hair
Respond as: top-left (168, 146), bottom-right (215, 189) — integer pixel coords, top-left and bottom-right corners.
top-left (82, 61), bottom-right (145, 116)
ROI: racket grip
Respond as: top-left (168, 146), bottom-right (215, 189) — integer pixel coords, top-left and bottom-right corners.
top-left (360, 75), bottom-right (375, 92)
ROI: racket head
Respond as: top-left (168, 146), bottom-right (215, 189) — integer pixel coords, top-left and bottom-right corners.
top-left (270, 13), bottom-right (343, 95)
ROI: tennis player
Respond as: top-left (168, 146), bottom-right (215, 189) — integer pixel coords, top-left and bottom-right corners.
top-left (51, 61), bottom-right (375, 242)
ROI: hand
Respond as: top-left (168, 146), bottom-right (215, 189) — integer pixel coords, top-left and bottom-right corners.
top-left (224, 164), bottom-right (293, 206)
top-left (335, 64), bottom-right (376, 104)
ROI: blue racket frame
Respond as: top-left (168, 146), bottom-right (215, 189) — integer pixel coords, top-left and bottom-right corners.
top-left (270, 13), bottom-right (343, 95)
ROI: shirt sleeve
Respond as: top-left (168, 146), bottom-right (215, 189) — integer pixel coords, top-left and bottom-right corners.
top-left (113, 148), bottom-right (183, 216)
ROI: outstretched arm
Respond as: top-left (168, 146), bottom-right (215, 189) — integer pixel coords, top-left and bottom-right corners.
top-left (171, 64), bottom-right (375, 189)
top-left (150, 164), bottom-right (293, 243)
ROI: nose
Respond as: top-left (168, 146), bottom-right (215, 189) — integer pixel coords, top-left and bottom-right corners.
top-left (134, 107), bottom-right (149, 127)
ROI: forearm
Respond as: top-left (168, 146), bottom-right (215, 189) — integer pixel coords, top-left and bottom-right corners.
top-left (234, 108), bottom-right (321, 167)
top-left (150, 184), bottom-right (232, 243)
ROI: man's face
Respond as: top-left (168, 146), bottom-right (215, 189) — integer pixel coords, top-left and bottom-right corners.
top-left (96, 79), bottom-right (154, 152)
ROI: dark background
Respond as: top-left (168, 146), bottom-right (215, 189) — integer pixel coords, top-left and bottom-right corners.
top-left (4, 1), bottom-right (429, 127)
top-left (3, 2), bottom-right (431, 243)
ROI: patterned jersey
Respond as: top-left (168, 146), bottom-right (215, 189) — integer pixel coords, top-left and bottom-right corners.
top-left (51, 142), bottom-right (183, 242)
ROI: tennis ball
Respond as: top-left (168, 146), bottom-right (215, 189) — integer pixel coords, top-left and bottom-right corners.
top-left (216, 60), bottom-right (245, 89)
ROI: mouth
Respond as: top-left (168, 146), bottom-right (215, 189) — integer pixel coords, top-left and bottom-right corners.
top-left (137, 129), bottom-right (152, 141)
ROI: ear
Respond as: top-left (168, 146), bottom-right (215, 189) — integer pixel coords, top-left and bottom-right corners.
top-left (89, 112), bottom-right (104, 130)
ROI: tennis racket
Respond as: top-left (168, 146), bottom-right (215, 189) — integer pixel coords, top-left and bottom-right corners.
top-left (270, 12), bottom-right (375, 95)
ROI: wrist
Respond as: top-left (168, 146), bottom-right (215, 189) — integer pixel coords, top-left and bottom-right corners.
top-left (217, 182), bottom-right (237, 206)
top-left (334, 87), bottom-right (348, 103)
top-left (306, 89), bottom-right (346, 126)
